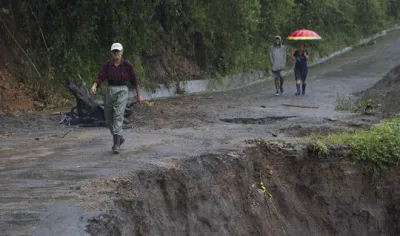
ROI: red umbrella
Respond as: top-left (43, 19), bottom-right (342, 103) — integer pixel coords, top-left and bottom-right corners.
top-left (287, 29), bottom-right (321, 40)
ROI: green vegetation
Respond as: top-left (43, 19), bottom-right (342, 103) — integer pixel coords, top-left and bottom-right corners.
top-left (307, 117), bottom-right (400, 188)
top-left (1, 0), bottom-right (399, 96)
top-left (336, 94), bottom-right (359, 111)
top-left (311, 138), bottom-right (329, 158)
top-left (336, 95), bottom-right (377, 114)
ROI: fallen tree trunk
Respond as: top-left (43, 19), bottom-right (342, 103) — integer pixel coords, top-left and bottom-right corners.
top-left (66, 80), bottom-right (134, 127)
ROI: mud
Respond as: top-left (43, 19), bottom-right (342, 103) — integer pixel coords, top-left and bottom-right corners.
top-left (85, 142), bottom-right (399, 236)
top-left (1, 30), bottom-right (400, 236)
top-left (220, 116), bottom-right (298, 124)
top-left (360, 63), bottom-right (400, 117)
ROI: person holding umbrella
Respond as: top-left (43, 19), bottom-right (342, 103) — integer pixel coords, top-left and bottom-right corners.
top-left (290, 42), bottom-right (309, 95)
top-left (287, 29), bottom-right (321, 95)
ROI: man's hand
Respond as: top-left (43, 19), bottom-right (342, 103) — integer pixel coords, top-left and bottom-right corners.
top-left (91, 83), bottom-right (97, 94)
top-left (137, 95), bottom-right (142, 104)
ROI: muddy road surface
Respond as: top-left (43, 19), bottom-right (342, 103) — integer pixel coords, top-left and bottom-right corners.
top-left (1, 30), bottom-right (400, 236)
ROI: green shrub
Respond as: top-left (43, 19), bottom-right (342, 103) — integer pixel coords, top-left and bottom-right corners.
top-left (1, 0), bottom-right (398, 92)
top-left (307, 117), bottom-right (400, 188)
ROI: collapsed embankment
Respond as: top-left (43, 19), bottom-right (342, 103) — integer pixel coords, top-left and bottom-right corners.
top-left (361, 64), bottom-right (400, 117)
top-left (86, 141), bottom-right (399, 236)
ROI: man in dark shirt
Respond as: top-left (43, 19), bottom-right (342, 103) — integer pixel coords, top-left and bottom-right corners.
top-left (290, 42), bottom-right (309, 95)
top-left (91, 43), bottom-right (142, 154)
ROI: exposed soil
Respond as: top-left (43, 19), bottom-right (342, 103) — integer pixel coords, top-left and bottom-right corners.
top-left (360, 64), bottom-right (400, 117)
top-left (85, 141), bottom-right (399, 236)
top-left (126, 97), bottom-right (211, 130)
top-left (0, 69), bottom-right (40, 113)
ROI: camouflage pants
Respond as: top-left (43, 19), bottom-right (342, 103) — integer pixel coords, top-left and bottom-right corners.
top-left (104, 85), bottom-right (128, 136)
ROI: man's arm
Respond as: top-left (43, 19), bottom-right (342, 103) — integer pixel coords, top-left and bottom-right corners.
top-left (91, 62), bottom-right (108, 94)
top-left (269, 47), bottom-right (274, 67)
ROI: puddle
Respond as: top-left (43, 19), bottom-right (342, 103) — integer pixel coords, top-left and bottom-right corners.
top-left (220, 116), bottom-right (298, 124)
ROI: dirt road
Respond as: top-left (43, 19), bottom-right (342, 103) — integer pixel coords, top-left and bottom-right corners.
top-left (1, 30), bottom-right (400, 236)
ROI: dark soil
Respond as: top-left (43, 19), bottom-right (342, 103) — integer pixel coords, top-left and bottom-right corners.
top-left (0, 113), bottom-right (58, 134)
top-left (360, 64), bottom-right (400, 117)
top-left (85, 141), bottom-right (399, 236)
top-left (127, 97), bottom-right (211, 130)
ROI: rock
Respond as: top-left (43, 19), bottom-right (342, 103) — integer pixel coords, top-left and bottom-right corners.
top-left (1, 81), bottom-right (10, 90)
top-left (154, 118), bottom-right (164, 130)
top-left (367, 39), bottom-right (377, 45)
top-left (33, 101), bottom-right (44, 107)
top-left (324, 117), bottom-right (337, 122)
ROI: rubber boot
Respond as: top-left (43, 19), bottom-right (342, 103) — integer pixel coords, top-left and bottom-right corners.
top-left (302, 83), bottom-right (306, 95)
top-left (120, 136), bottom-right (125, 146)
top-left (112, 135), bottom-right (121, 154)
top-left (295, 84), bottom-right (301, 96)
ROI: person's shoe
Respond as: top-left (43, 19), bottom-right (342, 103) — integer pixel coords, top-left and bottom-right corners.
top-left (295, 84), bottom-right (301, 96)
top-left (280, 87), bottom-right (284, 95)
top-left (275, 90), bottom-right (280, 96)
top-left (112, 135), bottom-right (121, 154)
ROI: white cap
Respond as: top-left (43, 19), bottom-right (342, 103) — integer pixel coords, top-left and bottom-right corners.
top-left (111, 43), bottom-right (123, 51)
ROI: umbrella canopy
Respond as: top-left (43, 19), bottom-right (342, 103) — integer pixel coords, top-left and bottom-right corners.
top-left (287, 29), bottom-right (321, 40)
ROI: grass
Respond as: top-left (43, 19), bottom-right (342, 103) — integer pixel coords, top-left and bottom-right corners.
top-left (311, 138), bottom-right (329, 158)
top-left (306, 117), bottom-right (400, 188)
top-left (335, 94), bottom-right (377, 114)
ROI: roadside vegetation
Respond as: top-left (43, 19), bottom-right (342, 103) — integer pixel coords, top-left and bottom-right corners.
top-left (1, 0), bottom-right (399, 101)
top-left (307, 116), bottom-right (400, 188)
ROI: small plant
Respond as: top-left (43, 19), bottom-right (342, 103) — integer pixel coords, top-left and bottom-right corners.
top-left (336, 94), bottom-right (377, 115)
top-left (335, 94), bottom-right (358, 111)
top-left (176, 85), bottom-right (186, 95)
top-left (312, 137), bottom-right (329, 158)
top-left (356, 98), bottom-right (376, 115)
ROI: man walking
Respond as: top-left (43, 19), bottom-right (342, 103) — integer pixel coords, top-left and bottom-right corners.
top-left (91, 43), bottom-right (142, 154)
top-left (269, 36), bottom-right (287, 95)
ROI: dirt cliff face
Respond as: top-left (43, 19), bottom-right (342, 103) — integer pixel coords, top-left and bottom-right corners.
top-left (86, 141), bottom-right (399, 236)
top-left (361, 64), bottom-right (400, 117)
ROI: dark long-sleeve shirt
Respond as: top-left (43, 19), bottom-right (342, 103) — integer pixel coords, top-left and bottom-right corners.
top-left (95, 59), bottom-right (138, 87)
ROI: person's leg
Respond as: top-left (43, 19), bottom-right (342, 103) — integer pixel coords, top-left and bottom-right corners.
top-left (110, 86), bottom-right (129, 153)
top-left (301, 68), bottom-right (308, 95)
top-left (104, 87), bottom-right (115, 135)
top-left (280, 77), bottom-right (284, 94)
top-left (272, 71), bottom-right (280, 95)
top-left (295, 69), bottom-right (301, 95)
top-left (274, 78), bottom-right (279, 90)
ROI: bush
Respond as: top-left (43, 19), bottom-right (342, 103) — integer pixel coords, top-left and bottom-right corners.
top-left (0, 0), bottom-right (398, 91)
top-left (307, 117), bottom-right (400, 188)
